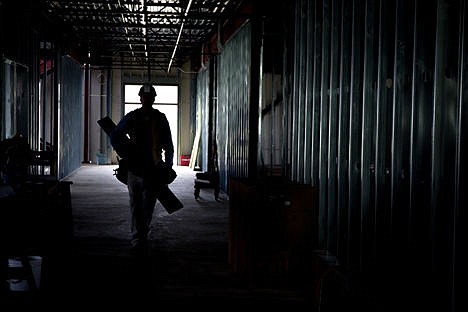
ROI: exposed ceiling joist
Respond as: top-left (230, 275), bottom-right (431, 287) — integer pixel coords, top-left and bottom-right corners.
top-left (38, 0), bottom-right (246, 72)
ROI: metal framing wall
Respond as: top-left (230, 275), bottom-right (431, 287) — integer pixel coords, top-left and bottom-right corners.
top-left (58, 55), bottom-right (84, 179)
top-left (217, 22), bottom-right (252, 191)
top-left (195, 64), bottom-right (210, 171)
top-left (289, 0), bottom-right (467, 310)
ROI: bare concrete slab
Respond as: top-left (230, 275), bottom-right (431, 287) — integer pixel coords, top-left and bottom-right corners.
top-left (7, 164), bottom-right (311, 308)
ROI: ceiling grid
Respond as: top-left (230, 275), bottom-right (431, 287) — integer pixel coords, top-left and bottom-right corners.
top-left (39, 0), bottom-right (244, 72)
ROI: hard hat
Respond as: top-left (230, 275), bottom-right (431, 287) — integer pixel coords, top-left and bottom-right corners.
top-left (138, 83), bottom-right (157, 97)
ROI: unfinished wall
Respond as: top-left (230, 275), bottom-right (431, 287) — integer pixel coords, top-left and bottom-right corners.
top-left (286, 0), bottom-right (466, 310)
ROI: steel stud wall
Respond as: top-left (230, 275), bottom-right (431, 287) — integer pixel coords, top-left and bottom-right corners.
top-left (217, 23), bottom-right (252, 190)
top-left (288, 0), bottom-right (466, 310)
top-left (58, 55), bottom-right (84, 179)
top-left (195, 64), bottom-right (209, 171)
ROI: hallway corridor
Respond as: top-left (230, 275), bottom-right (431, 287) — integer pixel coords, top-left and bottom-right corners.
top-left (6, 164), bottom-right (311, 308)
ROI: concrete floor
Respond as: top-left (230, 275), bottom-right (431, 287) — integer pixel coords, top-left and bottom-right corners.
top-left (4, 164), bottom-right (313, 309)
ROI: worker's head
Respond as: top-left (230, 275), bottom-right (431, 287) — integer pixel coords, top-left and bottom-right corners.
top-left (138, 83), bottom-right (156, 107)
top-left (138, 83), bottom-right (157, 97)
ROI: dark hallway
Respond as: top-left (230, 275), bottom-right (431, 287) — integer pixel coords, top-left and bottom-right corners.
top-left (1, 1), bottom-right (466, 311)
top-left (3, 165), bottom-right (312, 308)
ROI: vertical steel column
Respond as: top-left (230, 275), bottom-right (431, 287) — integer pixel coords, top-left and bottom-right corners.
top-left (303, 0), bottom-right (315, 185)
top-left (318, 0), bottom-right (331, 247)
top-left (291, 0), bottom-right (301, 181)
top-left (312, 0), bottom-right (323, 186)
top-left (41, 53), bottom-right (47, 151)
top-left (336, 0), bottom-right (353, 264)
top-left (360, 0), bottom-right (378, 272)
top-left (326, 0), bottom-right (340, 253)
top-left (391, 0), bottom-right (413, 252)
top-left (83, 63), bottom-right (89, 163)
top-left (282, 10), bottom-right (293, 178)
top-left (297, 0), bottom-right (307, 182)
top-left (208, 57), bottom-right (215, 173)
top-left (99, 70), bottom-right (105, 156)
top-left (249, 14), bottom-right (261, 180)
top-left (374, 0), bottom-right (396, 270)
top-left (29, 32), bottom-right (39, 151)
top-left (347, 0), bottom-right (364, 270)
top-left (53, 50), bottom-right (59, 172)
top-left (106, 69), bottom-right (112, 159)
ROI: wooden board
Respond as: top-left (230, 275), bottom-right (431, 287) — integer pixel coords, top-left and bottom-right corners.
top-left (97, 116), bottom-right (183, 214)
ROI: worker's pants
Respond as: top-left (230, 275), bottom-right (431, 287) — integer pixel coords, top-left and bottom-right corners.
top-left (127, 171), bottom-right (158, 246)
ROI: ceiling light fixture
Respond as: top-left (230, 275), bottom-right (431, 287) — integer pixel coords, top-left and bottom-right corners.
top-left (167, 0), bottom-right (193, 73)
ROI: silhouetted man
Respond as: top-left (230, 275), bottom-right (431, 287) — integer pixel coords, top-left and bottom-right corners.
top-left (111, 83), bottom-right (174, 254)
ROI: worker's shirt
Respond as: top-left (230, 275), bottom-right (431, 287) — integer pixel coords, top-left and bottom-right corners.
top-left (111, 107), bottom-right (174, 177)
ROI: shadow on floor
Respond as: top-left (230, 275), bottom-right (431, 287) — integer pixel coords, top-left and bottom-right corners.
top-left (3, 165), bottom-right (314, 308)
